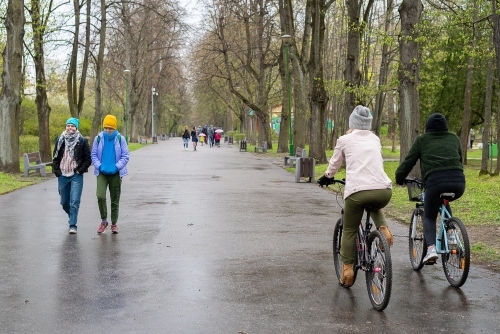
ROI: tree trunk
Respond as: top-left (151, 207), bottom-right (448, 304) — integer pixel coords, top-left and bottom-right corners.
top-left (0, 0), bottom-right (24, 173)
top-left (344, 0), bottom-right (362, 125)
top-left (67, 0), bottom-right (80, 116)
top-left (398, 0), bottom-right (423, 175)
top-left (479, 55), bottom-right (493, 175)
top-left (278, 43), bottom-right (290, 153)
top-left (92, 0), bottom-right (107, 145)
top-left (491, 0), bottom-right (500, 176)
top-left (308, 0), bottom-right (331, 164)
top-left (30, 0), bottom-right (52, 162)
top-left (460, 1), bottom-right (477, 166)
top-left (78, 0), bottom-right (91, 116)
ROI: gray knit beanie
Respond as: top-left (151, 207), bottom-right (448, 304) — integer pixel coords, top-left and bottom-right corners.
top-left (349, 105), bottom-right (373, 130)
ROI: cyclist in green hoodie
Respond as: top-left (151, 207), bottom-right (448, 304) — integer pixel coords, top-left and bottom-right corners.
top-left (395, 113), bottom-right (466, 263)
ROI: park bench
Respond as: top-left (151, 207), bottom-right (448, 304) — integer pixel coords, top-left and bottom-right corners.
top-left (284, 147), bottom-right (306, 167)
top-left (138, 136), bottom-right (148, 144)
top-left (23, 152), bottom-right (53, 177)
top-left (254, 141), bottom-right (268, 153)
top-left (295, 157), bottom-right (315, 183)
top-left (239, 140), bottom-right (247, 152)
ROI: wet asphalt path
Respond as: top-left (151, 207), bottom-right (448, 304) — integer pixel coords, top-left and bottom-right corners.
top-left (0, 138), bottom-right (499, 333)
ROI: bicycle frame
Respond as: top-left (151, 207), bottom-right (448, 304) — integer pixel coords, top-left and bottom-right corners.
top-left (356, 212), bottom-right (374, 270)
top-left (412, 189), bottom-right (460, 255)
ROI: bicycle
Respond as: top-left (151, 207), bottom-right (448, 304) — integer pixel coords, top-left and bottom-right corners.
top-left (404, 177), bottom-right (470, 288)
top-left (322, 178), bottom-right (392, 311)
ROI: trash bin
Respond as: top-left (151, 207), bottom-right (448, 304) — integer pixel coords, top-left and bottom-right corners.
top-left (489, 143), bottom-right (498, 158)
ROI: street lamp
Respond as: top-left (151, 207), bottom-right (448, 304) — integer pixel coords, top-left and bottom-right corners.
top-left (151, 87), bottom-right (158, 143)
top-left (281, 34), bottom-right (293, 155)
top-left (124, 69), bottom-right (130, 143)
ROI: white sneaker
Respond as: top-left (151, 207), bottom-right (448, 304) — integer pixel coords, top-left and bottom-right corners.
top-left (69, 227), bottom-right (77, 234)
top-left (423, 245), bottom-right (438, 263)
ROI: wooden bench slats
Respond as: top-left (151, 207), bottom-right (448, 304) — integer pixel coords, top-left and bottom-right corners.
top-left (295, 157), bottom-right (315, 183)
top-left (23, 152), bottom-right (53, 177)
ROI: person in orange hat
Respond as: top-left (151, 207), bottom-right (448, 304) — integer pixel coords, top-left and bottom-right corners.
top-left (91, 114), bottom-right (130, 234)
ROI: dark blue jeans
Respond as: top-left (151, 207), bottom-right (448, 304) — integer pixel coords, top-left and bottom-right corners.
top-left (423, 181), bottom-right (465, 245)
top-left (58, 173), bottom-right (84, 229)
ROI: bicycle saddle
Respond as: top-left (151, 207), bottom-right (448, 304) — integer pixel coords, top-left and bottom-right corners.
top-left (363, 203), bottom-right (383, 211)
top-left (440, 193), bottom-right (455, 201)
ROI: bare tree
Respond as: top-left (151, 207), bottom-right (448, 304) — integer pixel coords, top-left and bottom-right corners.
top-left (91, 0), bottom-right (107, 143)
top-left (0, 0), bottom-right (25, 173)
top-left (372, 0), bottom-right (396, 136)
top-left (67, 0), bottom-right (91, 118)
top-left (344, 0), bottom-right (374, 125)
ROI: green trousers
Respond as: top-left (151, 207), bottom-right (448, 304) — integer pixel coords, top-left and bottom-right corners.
top-left (96, 173), bottom-right (122, 224)
top-left (340, 188), bottom-right (392, 265)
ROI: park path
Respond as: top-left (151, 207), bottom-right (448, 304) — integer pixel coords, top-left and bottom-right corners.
top-left (0, 138), bottom-right (499, 333)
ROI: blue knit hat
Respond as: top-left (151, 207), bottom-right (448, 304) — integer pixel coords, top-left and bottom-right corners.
top-left (66, 117), bottom-right (79, 130)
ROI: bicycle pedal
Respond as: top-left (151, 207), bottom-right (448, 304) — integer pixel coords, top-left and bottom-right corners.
top-left (424, 260), bottom-right (436, 265)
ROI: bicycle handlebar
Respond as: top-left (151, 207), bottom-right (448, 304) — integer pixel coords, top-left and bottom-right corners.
top-left (404, 177), bottom-right (423, 187)
top-left (318, 177), bottom-right (345, 187)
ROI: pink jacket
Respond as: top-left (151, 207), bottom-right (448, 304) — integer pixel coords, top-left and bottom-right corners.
top-left (325, 129), bottom-right (392, 199)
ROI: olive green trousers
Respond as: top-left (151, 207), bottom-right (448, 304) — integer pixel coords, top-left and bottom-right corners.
top-left (96, 173), bottom-right (122, 224)
top-left (340, 188), bottom-right (392, 264)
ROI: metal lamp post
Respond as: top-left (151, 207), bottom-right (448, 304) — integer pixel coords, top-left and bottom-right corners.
top-left (281, 34), bottom-right (293, 155)
top-left (151, 87), bottom-right (158, 143)
top-left (124, 69), bottom-right (130, 143)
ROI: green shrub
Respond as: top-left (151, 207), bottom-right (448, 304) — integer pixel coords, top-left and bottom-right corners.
top-left (234, 133), bottom-right (246, 141)
top-left (226, 131), bottom-right (235, 137)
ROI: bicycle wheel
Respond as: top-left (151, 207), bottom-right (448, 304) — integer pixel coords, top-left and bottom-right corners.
top-left (333, 218), bottom-right (358, 285)
top-left (441, 217), bottom-right (470, 288)
top-left (408, 208), bottom-right (426, 270)
top-left (365, 230), bottom-right (392, 311)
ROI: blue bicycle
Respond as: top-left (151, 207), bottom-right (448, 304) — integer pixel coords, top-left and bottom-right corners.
top-left (405, 178), bottom-right (470, 288)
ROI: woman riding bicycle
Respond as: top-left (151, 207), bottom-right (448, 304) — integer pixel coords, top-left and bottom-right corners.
top-left (395, 113), bottom-right (466, 263)
top-left (318, 105), bottom-right (393, 288)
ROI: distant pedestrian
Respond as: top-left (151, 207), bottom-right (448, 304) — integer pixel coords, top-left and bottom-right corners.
top-left (214, 132), bottom-right (221, 147)
top-left (207, 126), bottom-right (214, 148)
top-left (468, 129), bottom-right (475, 149)
top-left (91, 115), bottom-right (130, 235)
top-left (52, 117), bottom-right (92, 234)
top-left (182, 126), bottom-right (190, 151)
top-left (191, 127), bottom-right (198, 151)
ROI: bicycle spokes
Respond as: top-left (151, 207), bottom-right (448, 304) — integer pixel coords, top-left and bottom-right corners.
top-left (441, 218), bottom-right (470, 288)
top-left (366, 231), bottom-right (392, 311)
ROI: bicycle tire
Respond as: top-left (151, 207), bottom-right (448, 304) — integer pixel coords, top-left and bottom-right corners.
top-left (333, 218), bottom-right (358, 285)
top-left (365, 230), bottom-right (392, 311)
top-left (441, 217), bottom-right (470, 288)
top-left (408, 208), bottom-right (426, 270)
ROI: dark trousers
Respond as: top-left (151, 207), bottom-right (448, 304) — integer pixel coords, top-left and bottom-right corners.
top-left (423, 181), bottom-right (465, 245)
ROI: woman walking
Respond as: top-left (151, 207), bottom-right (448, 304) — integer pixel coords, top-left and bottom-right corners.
top-left (182, 126), bottom-right (190, 151)
top-left (191, 127), bottom-right (198, 151)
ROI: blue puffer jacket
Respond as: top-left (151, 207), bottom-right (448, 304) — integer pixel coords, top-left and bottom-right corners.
top-left (91, 132), bottom-right (130, 177)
